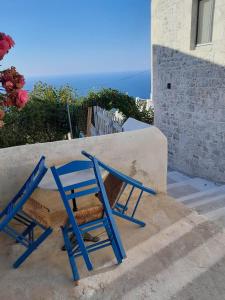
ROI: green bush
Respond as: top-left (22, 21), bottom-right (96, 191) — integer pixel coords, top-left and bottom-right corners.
top-left (135, 101), bottom-right (154, 124)
top-left (85, 88), bottom-right (140, 119)
top-left (0, 83), bottom-right (154, 148)
top-left (84, 88), bottom-right (154, 124)
top-left (0, 82), bottom-right (78, 148)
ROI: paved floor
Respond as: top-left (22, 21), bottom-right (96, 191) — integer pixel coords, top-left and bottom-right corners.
top-left (1, 192), bottom-right (225, 299)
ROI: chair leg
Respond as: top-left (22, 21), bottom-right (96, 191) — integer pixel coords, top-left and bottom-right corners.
top-left (72, 227), bottom-right (93, 272)
top-left (63, 218), bottom-right (93, 272)
top-left (103, 219), bottom-right (123, 264)
top-left (21, 222), bottom-right (36, 240)
top-left (113, 210), bottom-right (146, 227)
top-left (106, 213), bottom-right (126, 260)
top-left (61, 226), bottom-right (80, 281)
top-left (15, 222), bottom-right (36, 244)
top-left (13, 227), bottom-right (52, 268)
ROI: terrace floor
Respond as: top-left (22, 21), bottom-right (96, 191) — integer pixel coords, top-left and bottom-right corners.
top-left (1, 193), bottom-right (225, 300)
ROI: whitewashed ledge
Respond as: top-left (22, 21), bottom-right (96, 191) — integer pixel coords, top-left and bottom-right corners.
top-left (0, 127), bottom-right (167, 207)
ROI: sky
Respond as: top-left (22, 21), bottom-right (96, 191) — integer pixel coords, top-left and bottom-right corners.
top-left (1, 0), bottom-right (150, 77)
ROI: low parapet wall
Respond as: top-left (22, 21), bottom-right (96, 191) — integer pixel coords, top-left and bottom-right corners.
top-left (0, 127), bottom-right (167, 206)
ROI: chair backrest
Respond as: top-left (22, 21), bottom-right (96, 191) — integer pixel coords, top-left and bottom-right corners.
top-left (82, 151), bottom-right (157, 227)
top-left (51, 160), bottom-right (100, 199)
top-left (51, 160), bottom-right (101, 218)
top-left (0, 156), bottom-right (47, 229)
top-left (51, 159), bottom-right (114, 229)
top-left (82, 150), bottom-right (156, 195)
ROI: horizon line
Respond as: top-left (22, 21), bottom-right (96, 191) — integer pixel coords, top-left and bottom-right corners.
top-left (25, 69), bottom-right (150, 79)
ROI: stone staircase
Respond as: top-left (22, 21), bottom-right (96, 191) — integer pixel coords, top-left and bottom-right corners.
top-left (167, 171), bottom-right (225, 228)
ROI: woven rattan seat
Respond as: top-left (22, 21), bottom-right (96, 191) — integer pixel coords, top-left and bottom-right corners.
top-left (23, 197), bottom-right (103, 228)
top-left (23, 197), bottom-right (51, 228)
top-left (74, 205), bottom-right (103, 225)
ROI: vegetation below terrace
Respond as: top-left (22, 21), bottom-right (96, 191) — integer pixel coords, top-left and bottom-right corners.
top-left (0, 82), bottom-right (154, 148)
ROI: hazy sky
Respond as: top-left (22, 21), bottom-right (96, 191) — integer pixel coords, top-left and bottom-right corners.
top-left (1, 0), bottom-right (150, 77)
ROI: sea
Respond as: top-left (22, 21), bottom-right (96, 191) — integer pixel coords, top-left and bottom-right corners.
top-left (25, 70), bottom-right (151, 99)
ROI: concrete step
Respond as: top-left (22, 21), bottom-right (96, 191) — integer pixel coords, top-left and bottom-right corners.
top-left (177, 185), bottom-right (225, 203)
top-left (167, 178), bottom-right (219, 199)
top-left (167, 170), bottom-right (225, 226)
top-left (204, 206), bottom-right (225, 221)
top-left (193, 196), bottom-right (225, 215)
top-left (213, 215), bottom-right (225, 228)
top-left (167, 177), bottom-right (218, 191)
top-left (167, 171), bottom-right (191, 184)
top-left (185, 193), bottom-right (225, 209)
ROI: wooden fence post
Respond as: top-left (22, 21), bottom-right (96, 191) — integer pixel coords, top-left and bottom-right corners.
top-left (86, 106), bottom-right (92, 137)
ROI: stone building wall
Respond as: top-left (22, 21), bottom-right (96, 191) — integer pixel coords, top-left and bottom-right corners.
top-left (152, 0), bottom-right (225, 182)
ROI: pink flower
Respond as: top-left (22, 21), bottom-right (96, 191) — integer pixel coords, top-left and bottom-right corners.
top-left (4, 34), bottom-right (15, 48)
top-left (4, 81), bottom-right (14, 92)
top-left (16, 76), bottom-right (25, 89)
top-left (16, 90), bottom-right (29, 108)
top-left (0, 33), bottom-right (15, 60)
top-left (1, 67), bottom-right (25, 90)
top-left (0, 39), bottom-right (9, 60)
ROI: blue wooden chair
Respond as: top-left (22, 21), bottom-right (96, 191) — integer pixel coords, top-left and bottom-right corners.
top-left (51, 158), bottom-right (126, 282)
top-left (82, 151), bottom-right (157, 227)
top-left (0, 156), bottom-right (53, 268)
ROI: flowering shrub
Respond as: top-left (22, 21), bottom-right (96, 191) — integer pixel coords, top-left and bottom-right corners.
top-left (0, 32), bottom-right (28, 127)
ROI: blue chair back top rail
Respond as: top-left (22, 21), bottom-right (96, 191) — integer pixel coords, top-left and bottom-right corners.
top-left (51, 158), bottom-right (126, 282)
top-left (82, 151), bottom-right (156, 195)
top-left (52, 160), bottom-right (100, 199)
top-left (0, 156), bottom-right (52, 268)
top-left (82, 150), bottom-right (157, 227)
